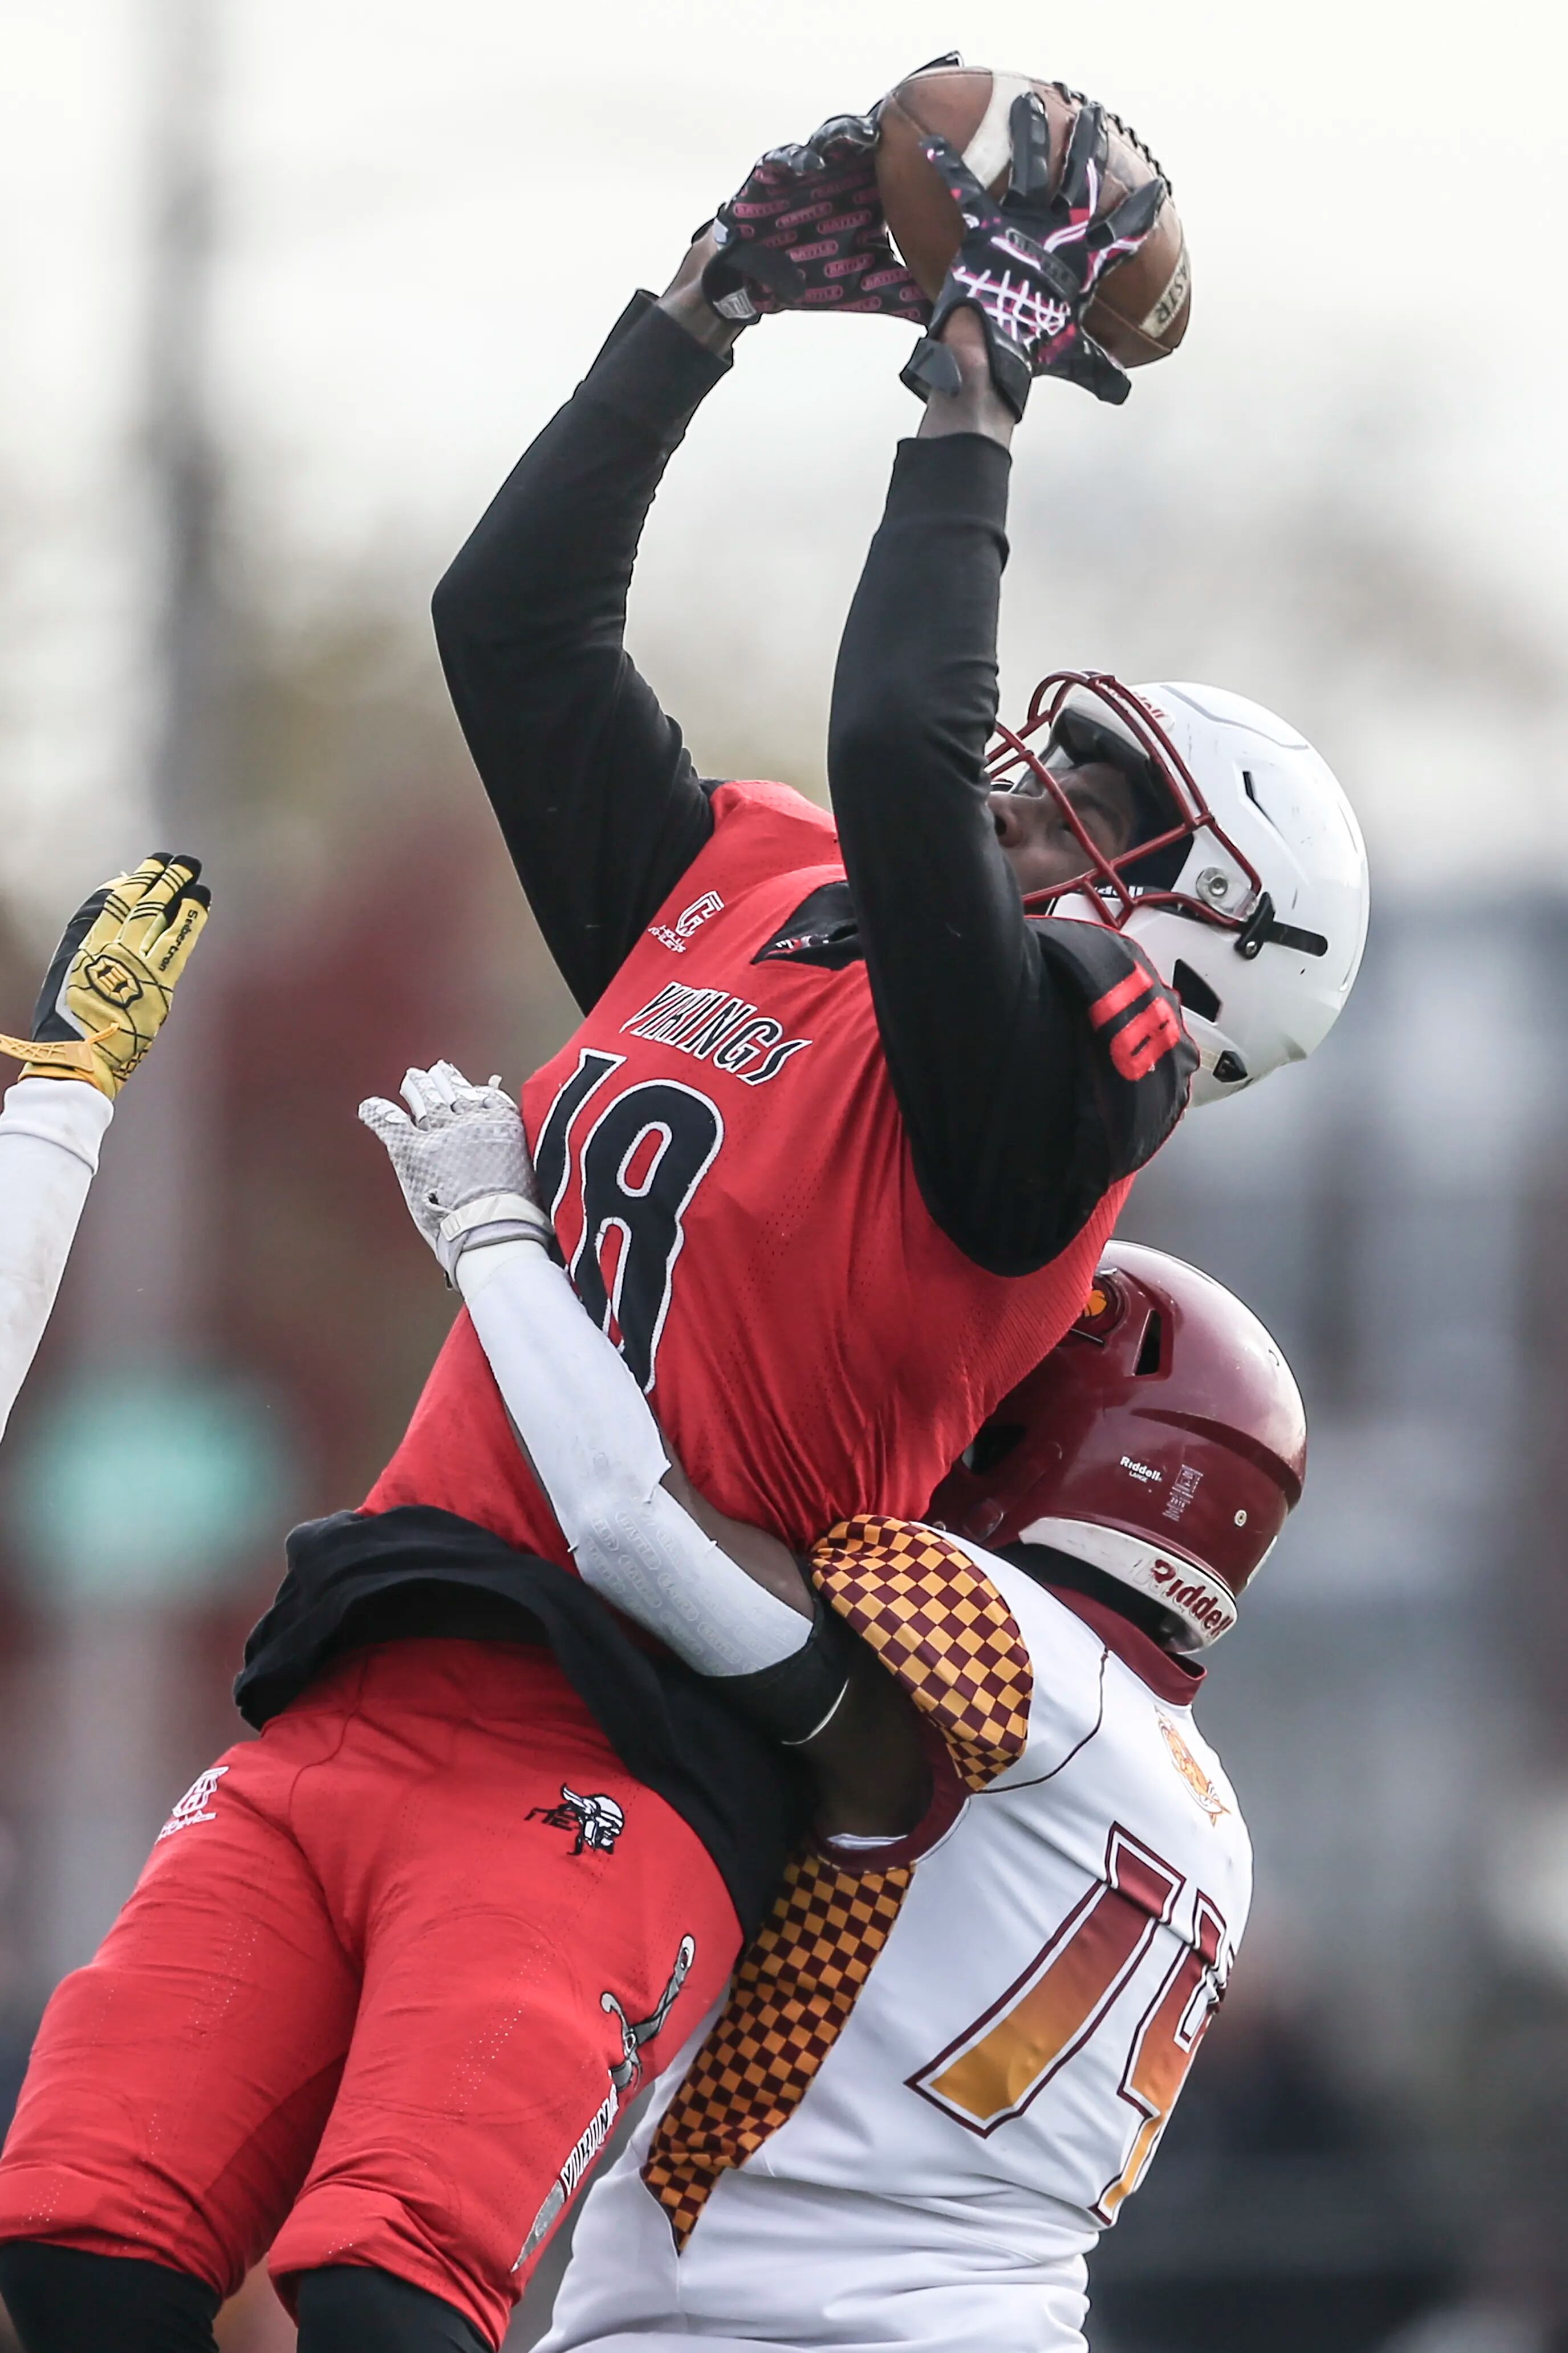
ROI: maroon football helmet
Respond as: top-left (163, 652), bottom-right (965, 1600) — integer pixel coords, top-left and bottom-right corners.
top-left (928, 1242), bottom-right (1307, 1649)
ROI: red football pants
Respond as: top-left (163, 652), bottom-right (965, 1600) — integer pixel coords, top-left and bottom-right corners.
top-left (0, 1640), bottom-right (738, 2348)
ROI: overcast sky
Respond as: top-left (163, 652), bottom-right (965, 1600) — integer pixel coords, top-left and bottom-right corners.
top-left (1, 0), bottom-right (1563, 907)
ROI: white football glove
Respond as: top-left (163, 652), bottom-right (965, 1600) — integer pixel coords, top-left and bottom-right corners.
top-left (359, 1059), bottom-right (553, 1279)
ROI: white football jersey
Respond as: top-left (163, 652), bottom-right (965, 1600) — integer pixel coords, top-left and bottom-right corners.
top-left (541, 1516), bottom-right (1250, 2353)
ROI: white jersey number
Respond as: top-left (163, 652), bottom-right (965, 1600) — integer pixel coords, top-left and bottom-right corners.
top-left (908, 1823), bottom-right (1228, 2220)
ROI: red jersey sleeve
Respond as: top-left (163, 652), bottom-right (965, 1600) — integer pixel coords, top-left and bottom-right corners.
top-left (1030, 918), bottom-right (1197, 1188)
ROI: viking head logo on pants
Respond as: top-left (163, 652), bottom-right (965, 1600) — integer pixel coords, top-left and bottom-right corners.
top-left (526, 1784), bottom-right (627, 1856)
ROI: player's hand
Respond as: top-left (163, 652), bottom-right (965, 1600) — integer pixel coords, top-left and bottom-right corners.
top-left (900, 95), bottom-right (1164, 415)
top-left (359, 1060), bottom-right (554, 1280)
top-left (0, 851), bottom-right (212, 1098)
top-left (700, 76), bottom-right (949, 327)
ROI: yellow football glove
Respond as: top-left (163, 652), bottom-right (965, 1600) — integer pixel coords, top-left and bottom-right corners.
top-left (0, 851), bottom-right (212, 1098)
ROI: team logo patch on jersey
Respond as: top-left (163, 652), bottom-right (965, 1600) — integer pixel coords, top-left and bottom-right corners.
top-left (649, 891), bottom-right (724, 954)
top-left (753, 880), bottom-right (864, 971)
top-left (515, 1934), bottom-right (696, 2269)
top-left (1157, 1715), bottom-right (1229, 1823)
top-left (156, 1764), bottom-right (228, 1841)
top-left (527, 1785), bottom-right (626, 1856)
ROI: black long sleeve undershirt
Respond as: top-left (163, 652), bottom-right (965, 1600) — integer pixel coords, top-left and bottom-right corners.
top-left (827, 435), bottom-right (1114, 1270)
top-left (433, 298), bottom-right (1183, 1274)
top-left (433, 294), bottom-right (719, 1014)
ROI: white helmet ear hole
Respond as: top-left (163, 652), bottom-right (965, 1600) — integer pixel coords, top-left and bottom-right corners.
top-left (1171, 960), bottom-right (1220, 1023)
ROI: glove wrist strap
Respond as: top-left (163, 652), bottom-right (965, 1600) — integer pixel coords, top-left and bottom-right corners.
top-left (899, 291), bottom-right (1031, 421)
top-left (438, 1193), bottom-right (554, 1255)
top-left (0, 1032), bottom-right (112, 1092)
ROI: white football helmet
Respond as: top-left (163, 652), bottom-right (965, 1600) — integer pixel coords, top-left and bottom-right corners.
top-left (990, 674), bottom-right (1370, 1105)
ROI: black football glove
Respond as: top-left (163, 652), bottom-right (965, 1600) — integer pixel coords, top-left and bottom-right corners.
top-left (698, 67), bottom-right (962, 326)
top-left (900, 92), bottom-right (1165, 415)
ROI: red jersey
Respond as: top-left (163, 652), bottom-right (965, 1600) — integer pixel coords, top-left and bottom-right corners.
top-left (368, 782), bottom-right (1138, 1554)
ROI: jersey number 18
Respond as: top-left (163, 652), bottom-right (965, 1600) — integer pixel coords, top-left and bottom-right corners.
top-left (534, 1050), bottom-right (724, 1392)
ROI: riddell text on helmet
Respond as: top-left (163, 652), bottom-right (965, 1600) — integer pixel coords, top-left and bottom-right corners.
top-left (1147, 1557), bottom-right (1234, 1637)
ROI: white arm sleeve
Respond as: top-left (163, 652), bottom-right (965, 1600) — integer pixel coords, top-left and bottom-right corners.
top-left (0, 1077), bottom-right (113, 1442)
top-left (456, 1238), bottom-right (811, 1677)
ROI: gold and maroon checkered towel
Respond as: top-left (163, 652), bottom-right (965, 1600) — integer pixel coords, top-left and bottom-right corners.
top-left (642, 1849), bottom-right (911, 2248)
top-left (811, 1515), bottom-right (1033, 1791)
top-left (642, 1518), bottom-right (1034, 2246)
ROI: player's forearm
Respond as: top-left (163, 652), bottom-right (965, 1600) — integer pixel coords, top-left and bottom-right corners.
top-left (363, 1056), bottom-right (855, 1742)
top-left (913, 307), bottom-right (1017, 449)
top-left (455, 1238), bottom-right (816, 1677)
top-left (655, 229), bottom-right (748, 359)
top-left (827, 436), bottom-right (1090, 1268)
top-left (432, 296), bottom-right (726, 1009)
top-left (0, 1078), bottom-right (112, 1442)
top-left (433, 297), bottom-right (730, 672)
top-left (828, 434), bottom-right (1013, 954)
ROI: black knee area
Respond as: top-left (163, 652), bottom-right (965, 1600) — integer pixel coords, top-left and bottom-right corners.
top-left (0, 2242), bottom-right (220, 2353)
top-left (295, 2263), bottom-right (491, 2352)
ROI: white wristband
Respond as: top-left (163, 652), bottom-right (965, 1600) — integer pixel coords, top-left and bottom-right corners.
top-left (438, 1191), bottom-right (554, 1254)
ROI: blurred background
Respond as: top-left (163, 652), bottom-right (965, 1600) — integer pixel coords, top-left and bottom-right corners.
top-left (1, 0), bottom-right (1565, 2345)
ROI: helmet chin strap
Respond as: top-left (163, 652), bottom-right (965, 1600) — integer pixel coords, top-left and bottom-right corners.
top-left (1233, 890), bottom-right (1330, 961)
top-left (1015, 1515), bottom-right (1238, 1649)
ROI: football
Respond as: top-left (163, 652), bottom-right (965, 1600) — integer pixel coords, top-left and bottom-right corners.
top-left (875, 65), bottom-right (1191, 368)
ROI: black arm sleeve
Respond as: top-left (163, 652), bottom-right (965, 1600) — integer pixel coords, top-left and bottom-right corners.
top-left (432, 295), bottom-right (728, 1013)
top-left (827, 436), bottom-right (1192, 1276)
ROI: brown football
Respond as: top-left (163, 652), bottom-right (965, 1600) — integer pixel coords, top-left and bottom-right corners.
top-left (875, 66), bottom-right (1190, 367)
